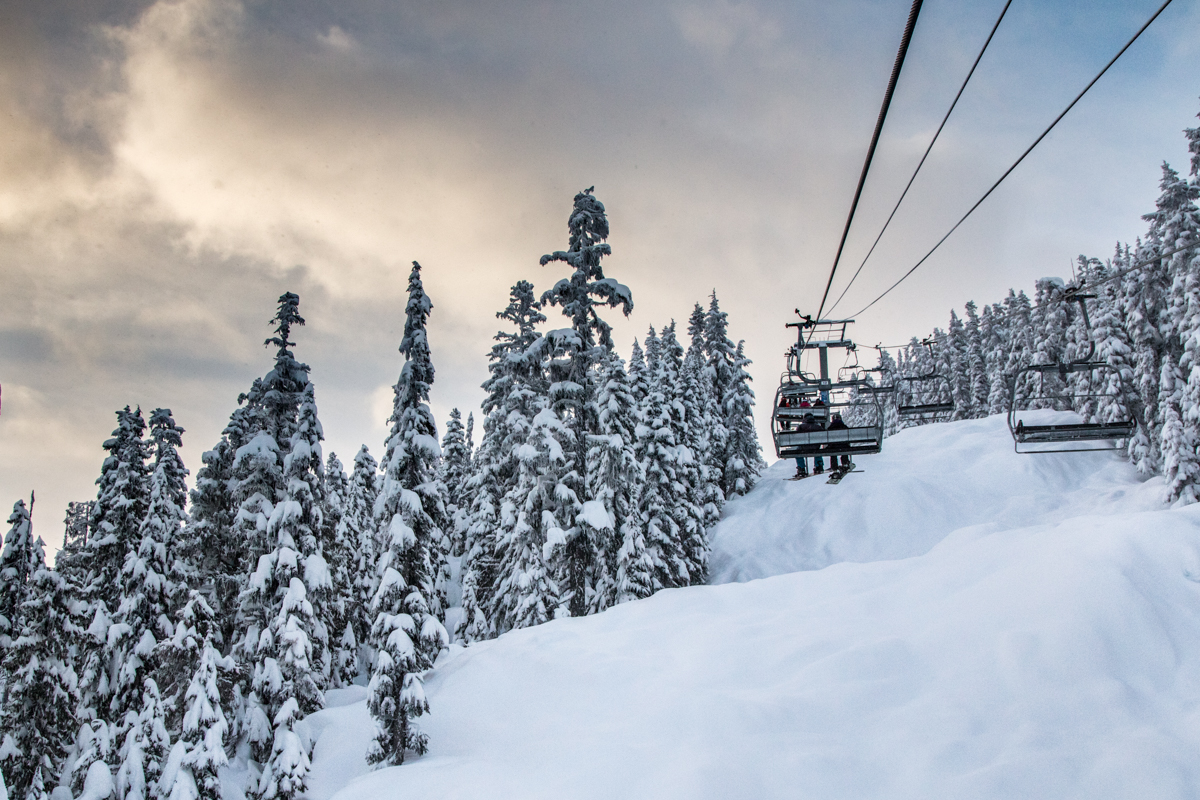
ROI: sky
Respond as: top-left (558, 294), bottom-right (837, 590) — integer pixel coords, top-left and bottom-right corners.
top-left (2, 0), bottom-right (1198, 559)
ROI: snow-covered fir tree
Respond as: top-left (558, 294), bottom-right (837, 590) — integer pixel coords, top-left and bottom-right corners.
top-left (367, 261), bottom-right (449, 766)
top-left (322, 452), bottom-right (357, 688)
top-left (439, 408), bottom-right (471, 556)
top-left (538, 187), bottom-right (634, 616)
top-left (108, 409), bottom-right (187, 728)
top-left (459, 281), bottom-right (547, 643)
top-left (0, 499), bottom-right (39, 651)
top-left (81, 407), bottom-right (152, 723)
top-left (246, 381), bottom-right (327, 799)
top-left (341, 446), bottom-right (379, 678)
top-left (590, 350), bottom-right (652, 606)
top-left (723, 340), bottom-right (764, 496)
top-left (0, 524), bottom-right (79, 800)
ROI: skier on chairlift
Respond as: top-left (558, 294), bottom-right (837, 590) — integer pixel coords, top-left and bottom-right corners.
top-left (794, 412), bottom-right (824, 477)
top-left (827, 412), bottom-right (852, 471)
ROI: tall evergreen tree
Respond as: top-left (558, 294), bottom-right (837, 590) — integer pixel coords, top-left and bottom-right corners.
top-left (110, 409), bottom-right (188, 724)
top-left (539, 188), bottom-right (634, 616)
top-left (440, 409), bottom-right (471, 557)
top-left (459, 282), bottom-right (547, 643)
top-left (367, 262), bottom-right (449, 766)
top-left (492, 407), bottom-right (569, 630)
top-left (724, 341), bottom-right (764, 496)
top-left (341, 446), bottom-right (379, 678)
top-left (0, 500), bottom-right (39, 651)
top-left (0, 530), bottom-right (79, 800)
top-left (80, 407), bottom-right (151, 727)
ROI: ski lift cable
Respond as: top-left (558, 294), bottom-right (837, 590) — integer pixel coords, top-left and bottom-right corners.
top-left (826, 0), bottom-right (1014, 318)
top-left (846, 0), bottom-right (1178, 320)
top-left (813, 0), bottom-right (925, 325)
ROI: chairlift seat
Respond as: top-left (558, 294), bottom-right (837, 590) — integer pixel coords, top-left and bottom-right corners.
top-left (1013, 419), bottom-right (1136, 445)
top-left (898, 401), bottom-right (954, 418)
top-left (776, 425), bottom-right (883, 458)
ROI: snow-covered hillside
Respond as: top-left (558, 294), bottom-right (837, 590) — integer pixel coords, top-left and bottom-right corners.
top-left (307, 415), bottom-right (1200, 800)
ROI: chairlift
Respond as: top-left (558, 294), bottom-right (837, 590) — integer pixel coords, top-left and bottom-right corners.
top-left (895, 337), bottom-right (954, 422)
top-left (1007, 291), bottom-right (1137, 454)
top-left (771, 316), bottom-right (884, 461)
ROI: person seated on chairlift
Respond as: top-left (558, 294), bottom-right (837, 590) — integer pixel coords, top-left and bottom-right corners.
top-left (793, 412), bottom-right (824, 477)
top-left (798, 397), bottom-right (812, 409)
top-left (825, 412), bottom-right (852, 470)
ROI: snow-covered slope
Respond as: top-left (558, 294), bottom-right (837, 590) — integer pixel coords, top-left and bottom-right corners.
top-left (309, 415), bottom-right (1200, 800)
top-left (709, 412), bottom-right (1165, 583)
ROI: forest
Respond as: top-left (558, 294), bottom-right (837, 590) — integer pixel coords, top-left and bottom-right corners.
top-left (0, 189), bottom-right (763, 800)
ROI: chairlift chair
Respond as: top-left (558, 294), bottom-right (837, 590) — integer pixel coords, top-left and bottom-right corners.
top-left (1007, 291), bottom-right (1138, 454)
top-left (896, 373), bottom-right (954, 421)
top-left (770, 317), bottom-right (885, 461)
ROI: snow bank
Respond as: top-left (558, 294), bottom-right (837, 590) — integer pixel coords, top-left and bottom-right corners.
top-left (710, 413), bottom-right (1163, 582)
top-left (308, 415), bottom-right (1200, 799)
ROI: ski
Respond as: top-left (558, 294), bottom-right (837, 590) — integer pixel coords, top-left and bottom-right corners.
top-left (826, 464), bottom-right (858, 484)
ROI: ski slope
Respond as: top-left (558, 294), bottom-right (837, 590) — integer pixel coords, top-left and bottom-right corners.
top-left (306, 414), bottom-right (1200, 800)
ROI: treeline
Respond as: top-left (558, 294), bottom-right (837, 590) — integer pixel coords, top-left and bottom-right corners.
top-left (876, 106), bottom-right (1200, 503)
top-left (0, 188), bottom-right (762, 800)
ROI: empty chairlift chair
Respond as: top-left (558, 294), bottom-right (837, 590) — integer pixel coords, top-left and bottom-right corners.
top-left (896, 373), bottom-right (954, 422)
top-left (1007, 291), bottom-right (1138, 454)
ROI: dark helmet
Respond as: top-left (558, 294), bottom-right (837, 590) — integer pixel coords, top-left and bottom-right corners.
top-left (803, 413), bottom-right (815, 422)
top-left (832, 412), bottom-right (843, 421)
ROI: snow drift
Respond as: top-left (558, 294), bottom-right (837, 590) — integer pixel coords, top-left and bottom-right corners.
top-left (305, 414), bottom-right (1200, 800)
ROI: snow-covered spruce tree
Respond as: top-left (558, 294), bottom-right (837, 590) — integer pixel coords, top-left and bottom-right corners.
top-left (0, 528), bottom-right (80, 800)
top-left (246, 382), bottom-right (327, 799)
top-left (465, 413), bottom-right (475, 461)
top-left (492, 404), bottom-right (571, 631)
top-left (55, 500), bottom-right (93, 584)
top-left (186, 398), bottom-right (258, 654)
top-left (322, 452), bottom-right (357, 688)
top-left (656, 321), bottom-right (703, 587)
top-left (109, 408), bottom-right (188, 727)
top-left (677, 347), bottom-right (711, 585)
top-left (0, 500), bottom-right (39, 651)
top-left (1002, 291), bottom-right (1036, 411)
top-left (1160, 166), bottom-right (1200, 501)
top-left (638, 352), bottom-right (686, 592)
top-left (983, 302), bottom-right (1011, 416)
top-left (1159, 352), bottom-right (1198, 504)
top-left (229, 293), bottom-right (325, 787)
top-left (80, 407), bottom-right (152, 722)
top-left (946, 310), bottom-right (972, 420)
top-left (538, 188), bottom-right (634, 617)
top-left (586, 349), bottom-right (645, 611)
top-left (233, 294), bottom-right (313, 683)
top-left (160, 632), bottom-right (230, 800)
top-left (687, 302), bottom-right (724, 533)
top-left (114, 679), bottom-right (169, 800)
top-left (458, 282), bottom-right (547, 643)
top-left (628, 338), bottom-right (650, 408)
top-left (964, 301), bottom-right (989, 417)
top-left (875, 347), bottom-right (901, 436)
top-left (704, 293), bottom-right (740, 497)
top-left (341, 446), bottom-right (379, 677)
top-left (87, 407), bottom-right (153, 612)
top-left (723, 340), bottom-right (764, 496)
top-left (367, 261), bottom-right (449, 766)
top-left (439, 409), bottom-right (471, 557)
